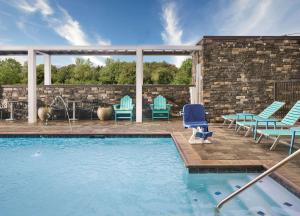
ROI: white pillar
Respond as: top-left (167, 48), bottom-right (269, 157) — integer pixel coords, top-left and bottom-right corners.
top-left (44, 54), bottom-right (51, 85)
top-left (28, 49), bottom-right (37, 123)
top-left (195, 63), bottom-right (202, 104)
top-left (136, 48), bottom-right (143, 123)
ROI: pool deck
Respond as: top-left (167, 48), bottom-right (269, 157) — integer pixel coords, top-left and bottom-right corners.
top-left (1, 119), bottom-right (300, 195)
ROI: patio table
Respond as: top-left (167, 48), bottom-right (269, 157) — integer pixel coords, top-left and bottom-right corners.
top-left (68, 100), bottom-right (81, 121)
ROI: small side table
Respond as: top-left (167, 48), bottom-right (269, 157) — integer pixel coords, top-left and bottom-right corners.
top-left (68, 100), bottom-right (81, 121)
top-left (6, 101), bottom-right (18, 121)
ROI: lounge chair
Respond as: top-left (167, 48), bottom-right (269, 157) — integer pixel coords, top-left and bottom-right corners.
top-left (222, 101), bottom-right (284, 129)
top-left (235, 101), bottom-right (285, 136)
top-left (253, 101), bottom-right (300, 150)
top-left (150, 95), bottom-right (172, 120)
top-left (113, 95), bottom-right (134, 121)
top-left (183, 104), bottom-right (213, 144)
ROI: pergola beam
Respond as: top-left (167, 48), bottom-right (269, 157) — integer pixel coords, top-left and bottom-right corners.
top-left (0, 45), bottom-right (201, 56)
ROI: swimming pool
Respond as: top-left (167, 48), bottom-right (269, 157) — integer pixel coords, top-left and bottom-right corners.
top-left (0, 136), bottom-right (299, 215)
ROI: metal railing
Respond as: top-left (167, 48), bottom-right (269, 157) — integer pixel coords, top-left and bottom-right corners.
top-left (274, 80), bottom-right (300, 118)
top-left (216, 148), bottom-right (300, 211)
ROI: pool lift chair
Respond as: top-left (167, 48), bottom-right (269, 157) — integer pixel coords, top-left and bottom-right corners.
top-left (183, 104), bottom-right (213, 144)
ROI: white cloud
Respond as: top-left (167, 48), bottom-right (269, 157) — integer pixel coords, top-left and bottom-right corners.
top-left (161, 2), bottom-right (182, 45)
top-left (17, 0), bottom-right (53, 16)
top-left (216, 0), bottom-right (300, 35)
top-left (10, 0), bottom-right (110, 66)
top-left (161, 1), bottom-right (191, 67)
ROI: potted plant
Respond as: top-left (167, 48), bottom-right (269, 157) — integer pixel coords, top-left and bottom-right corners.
top-left (38, 105), bottom-right (52, 122)
top-left (97, 103), bottom-right (112, 121)
top-left (38, 98), bottom-right (52, 123)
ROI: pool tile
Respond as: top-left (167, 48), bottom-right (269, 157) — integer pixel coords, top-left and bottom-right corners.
top-left (283, 202), bottom-right (293, 207)
top-left (257, 210), bottom-right (265, 215)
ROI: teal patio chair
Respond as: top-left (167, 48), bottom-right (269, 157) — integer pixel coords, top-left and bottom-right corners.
top-left (150, 95), bottom-right (172, 120)
top-left (234, 101), bottom-right (285, 136)
top-left (222, 101), bottom-right (284, 129)
top-left (253, 101), bottom-right (300, 150)
top-left (113, 95), bottom-right (134, 121)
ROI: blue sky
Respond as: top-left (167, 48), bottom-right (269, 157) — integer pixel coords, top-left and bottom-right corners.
top-left (0, 0), bottom-right (300, 66)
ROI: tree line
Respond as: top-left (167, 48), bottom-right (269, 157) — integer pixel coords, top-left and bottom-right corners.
top-left (0, 58), bottom-right (192, 85)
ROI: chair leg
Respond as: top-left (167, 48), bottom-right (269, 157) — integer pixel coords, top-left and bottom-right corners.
top-left (236, 125), bottom-right (242, 133)
top-left (235, 122), bottom-right (239, 131)
top-left (223, 119), bottom-right (227, 126)
top-left (289, 132), bottom-right (296, 155)
top-left (255, 134), bottom-right (264, 144)
top-left (244, 126), bottom-right (252, 137)
top-left (270, 136), bottom-right (281, 151)
top-left (228, 120), bottom-right (234, 129)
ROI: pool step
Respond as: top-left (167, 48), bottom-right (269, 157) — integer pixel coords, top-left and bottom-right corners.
top-left (247, 174), bottom-right (300, 215)
top-left (227, 177), bottom-right (278, 215)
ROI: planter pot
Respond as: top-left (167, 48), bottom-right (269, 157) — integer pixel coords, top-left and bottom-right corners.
top-left (38, 107), bottom-right (52, 121)
top-left (97, 106), bottom-right (113, 121)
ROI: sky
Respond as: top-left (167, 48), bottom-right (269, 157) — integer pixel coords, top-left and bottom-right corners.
top-left (0, 0), bottom-right (300, 67)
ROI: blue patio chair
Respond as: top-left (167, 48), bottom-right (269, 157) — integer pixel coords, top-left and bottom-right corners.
top-left (113, 95), bottom-right (134, 121)
top-left (183, 104), bottom-right (213, 144)
top-left (222, 101), bottom-right (284, 129)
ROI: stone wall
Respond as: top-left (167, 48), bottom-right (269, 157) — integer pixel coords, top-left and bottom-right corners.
top-left (0, 84), bottom-right (192, 119)
top-left (194, 36), bottom-right (300, 122)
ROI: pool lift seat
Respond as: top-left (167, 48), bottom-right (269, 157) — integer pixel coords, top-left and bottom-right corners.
top-left (182, 104), bottom-right (213, 144)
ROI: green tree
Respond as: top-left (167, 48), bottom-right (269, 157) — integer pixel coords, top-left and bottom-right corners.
top-left (173, 58), bottom-right (192, 84)
top-left (150, 62), bottom-right (177, 84)
top-left (0, 58), bottom-right (22, 84)
top-left (21, 63), bottom-right (58, 84)
top-left (70, 58), bottom-right (98, 83)
top-left (98, 58), bottom-right (120, 84)
top-left (53, 64), bottom-right (75, 84)
top-left (116, 62), bottom-right (136, 84)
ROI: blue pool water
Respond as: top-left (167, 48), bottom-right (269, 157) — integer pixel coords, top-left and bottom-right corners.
top-left (0, 136), bottom-right (299, 216)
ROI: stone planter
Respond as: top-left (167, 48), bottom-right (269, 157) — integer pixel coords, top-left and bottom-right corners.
top-left (97, 106), bottom-right (113, 121)
top-left (38, 107), bottom-right (52, 122)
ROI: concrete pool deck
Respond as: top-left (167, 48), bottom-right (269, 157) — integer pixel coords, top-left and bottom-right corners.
top-left (0, 119), bottom-right (300, 194)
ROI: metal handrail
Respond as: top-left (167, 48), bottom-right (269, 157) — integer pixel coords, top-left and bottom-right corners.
top-left (216, 148), bottom-right (300, 211)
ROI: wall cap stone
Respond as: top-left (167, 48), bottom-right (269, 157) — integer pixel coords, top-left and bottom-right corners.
top-left (0, 84), bottom-right (195, 88)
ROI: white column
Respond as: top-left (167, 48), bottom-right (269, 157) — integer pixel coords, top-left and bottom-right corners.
top-left (44, 54), bottom-right (51, 85)
top-left (195, 63), bottom-right (203, 104)
top-left (28, 49), bottom-right (37, 123)
top-left (136, 48), bottom-right (143, 123)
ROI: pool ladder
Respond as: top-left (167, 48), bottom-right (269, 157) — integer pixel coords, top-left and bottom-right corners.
top-left (215, 148), bottom-right (300, 211)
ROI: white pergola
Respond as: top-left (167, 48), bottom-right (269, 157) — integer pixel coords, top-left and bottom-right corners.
top-left (0, 45), bottom-right (201, 123)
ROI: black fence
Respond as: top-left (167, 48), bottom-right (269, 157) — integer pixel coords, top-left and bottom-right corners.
top-left (274, 80), bottom-right (300, 118)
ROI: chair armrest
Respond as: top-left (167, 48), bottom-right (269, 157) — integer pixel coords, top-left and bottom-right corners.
top-left (291, 127), bottom-right (300, 133)
top-left (150, 104), bottom-right (154, 110)
top-left (237, 113), bottom-right (255, 121)
top-left (166, 104), bottom-right (172, 110)
top-left (253, 118), bottom-right (281, 140)
top-left (113, 104), bottom-right (120, 110)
